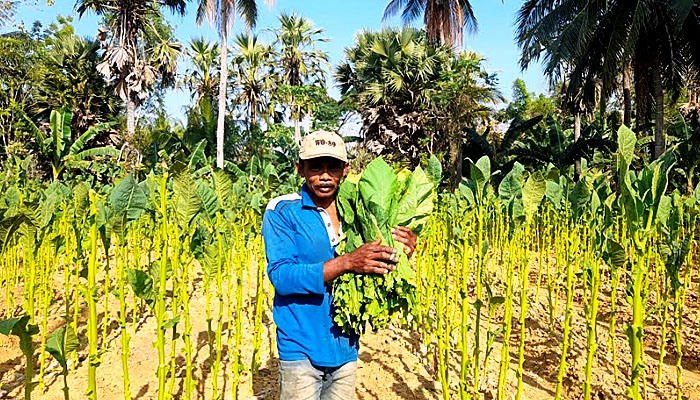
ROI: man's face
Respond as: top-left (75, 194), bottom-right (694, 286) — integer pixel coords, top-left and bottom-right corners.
top-left (296, 157), bottom-right (349, 201)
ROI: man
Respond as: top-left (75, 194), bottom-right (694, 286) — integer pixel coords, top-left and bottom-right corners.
top-left (262, 130), bottom-right (417, 399)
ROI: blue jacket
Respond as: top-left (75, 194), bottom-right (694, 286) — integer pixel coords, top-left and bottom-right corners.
top-left (261, 184), bottom-right (359, 367)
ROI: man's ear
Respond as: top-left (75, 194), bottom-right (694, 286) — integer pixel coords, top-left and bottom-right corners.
top-left (295, 160), bottom-right (303, 176)
top-left (343, 162), bottom-right (350, 178)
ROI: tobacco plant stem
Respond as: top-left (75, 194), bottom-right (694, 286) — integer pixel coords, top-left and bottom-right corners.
top-left (86, 192), bottom-right (99, 400)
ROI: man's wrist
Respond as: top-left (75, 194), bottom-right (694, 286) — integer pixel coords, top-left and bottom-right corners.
top-left (336, 254), bottom-right (351, 274)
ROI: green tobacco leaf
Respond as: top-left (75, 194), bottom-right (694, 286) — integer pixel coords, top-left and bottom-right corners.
top-left (333, 157), bottom-right (420, 334)
top-left (163, 316), bottom-right (181, 330)
top-left (40, 182), bottom-right (70, 228)
top-left (617, 125), bottom-right (637, 165)
top-left (73, 182), bottom-right (90, 221)
top-left (522, 171), bottom-right (545, 223)
top-left (545, 180), bottom-right (563, 209)
top-left (337, 178), bottom-right (358, 225)
top-left (200, 240), bottom-right (219, 281)
top-left (173, 174), bottom-right (219, 228)
top-left (468, 157), bottom-right (486, 197)
top-left (498, 162), bottom-right (524, 201)
top-left (570, 180), bottom-right (591, 215)
top-left (426, 154), bottom-right (442, 185)
top-left (212, 169), bottom-right (234, 209)
top-left (110, 174), bottom-right (148, 221)
top-left (127, 269), bottom-right (155, 308)
top-left (650, 152), bottom-right (675, 208)
top-left (0, 315), bottom-right (38, 366)
top-left (149, 260), bottom-right (170, 282)
top-left (45, 325), bottom-right (79, 371)
top-left (358, 158), bottom-right (398, 228)
top-left (396, 166), bottom-right (434, 235)
top-left (0, 317), bottom-right (23, 335)
top-left (656, 195), bottom-right (672, 227)
top-left (605, 239), bottom-right (627, 268)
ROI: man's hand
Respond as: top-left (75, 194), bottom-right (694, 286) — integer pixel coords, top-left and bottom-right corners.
top-left (323, 239), bottom-right (398, 282)
top-left (342, 239), bottom-right (399, 274)
top-left (392, 226), bottom-right (417, 258)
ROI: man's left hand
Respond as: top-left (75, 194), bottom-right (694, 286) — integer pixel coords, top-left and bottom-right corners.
top-left (392, 226), bottom-right (417, 258)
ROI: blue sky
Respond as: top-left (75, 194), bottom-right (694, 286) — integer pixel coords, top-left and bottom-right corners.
top-left (9, 0), bottom-right (550, 120)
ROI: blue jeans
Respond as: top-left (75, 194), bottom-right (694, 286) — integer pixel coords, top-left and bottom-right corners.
top-left (279, 359), bottom-right (357, 400)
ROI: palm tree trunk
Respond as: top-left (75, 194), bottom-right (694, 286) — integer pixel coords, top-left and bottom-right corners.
top-left (653, 66), bottom-right (665, 159)
top-left (448, 128), bottom-right (462, 189)
top-left (688, 166), bottom-right (695, 196)
top-left (126, 96), bottom-right (136, 138)
top-left (623, 66), bottom-right (632, 127)
top-left (216, 25), bottom-right (229, 169)
top-left (294, 104), bottom-right (302, 145)
top-left (574, 112), bottom-right (581, 179)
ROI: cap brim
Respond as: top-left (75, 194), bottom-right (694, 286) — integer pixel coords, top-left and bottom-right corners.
top-left (299, 152), bottom-right (348, 162)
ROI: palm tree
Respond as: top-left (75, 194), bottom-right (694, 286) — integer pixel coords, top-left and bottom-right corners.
top-left (232, 33), bottom-right (275, 127)
top-left (34, 35), bottom-right (121, 136)
top-left (382, 0), bottom-right (477, 46)
top-left (273, 13), bottom-right (328, 144)
top-left (76, 0), bottom-right (186, 140)
top-left (0, 1), bottom-right (14, 25)
top-left (516, 0), bottom-right (700, 159)
top-left (196, 0), bottom-right (274, 169)
top-left (180, 37), bottom-right (220, 107)
top-left (337, 27), bottom-right (500, 181)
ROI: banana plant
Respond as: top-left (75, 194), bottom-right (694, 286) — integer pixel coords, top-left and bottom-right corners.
top-left (24, 108), bottom-right (117, 181)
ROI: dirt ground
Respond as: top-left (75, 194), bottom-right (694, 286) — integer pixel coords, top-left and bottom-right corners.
top-left (1, 260), bottom-right (700, 400)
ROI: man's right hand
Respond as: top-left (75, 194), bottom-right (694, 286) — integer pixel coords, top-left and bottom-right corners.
top-left (341, 239), bottom-right (398, 275)
top-left (323, 239), bottom-right (398, 282)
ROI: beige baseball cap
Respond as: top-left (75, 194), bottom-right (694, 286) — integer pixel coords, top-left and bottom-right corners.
top-left (299, 130), bottom-right (348, 163)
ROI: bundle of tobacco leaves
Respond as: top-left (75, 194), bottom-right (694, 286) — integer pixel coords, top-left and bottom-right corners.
top-left (333, 157), bottom-right (435, 334)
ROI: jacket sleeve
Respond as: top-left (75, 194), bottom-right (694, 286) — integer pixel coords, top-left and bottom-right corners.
top-left (262, 207), bottom-right (325, 296)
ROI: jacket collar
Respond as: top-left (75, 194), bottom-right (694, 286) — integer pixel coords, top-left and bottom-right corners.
top-left (301, 183), bottom-right (319, 209)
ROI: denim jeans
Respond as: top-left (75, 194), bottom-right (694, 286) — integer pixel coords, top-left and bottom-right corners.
top-left (278, 359), bottom-right (357, 400)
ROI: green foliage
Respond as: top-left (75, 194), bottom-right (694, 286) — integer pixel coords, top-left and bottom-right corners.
top-left (45, 324), bottom-right (80, 372)
top-left (24, 108), bottom-right (117, 180)
top-left (333, 157), bottom-right (436, 334)
top-left (338, 28), bottom-right (499, 175)
top-left (0, 315), bottom-right (40, 399)
top-left (504, 116), bottom-right (614, 173)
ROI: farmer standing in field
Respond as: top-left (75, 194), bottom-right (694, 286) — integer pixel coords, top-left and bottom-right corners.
top-left (262, 130), bottom-right (417, 399)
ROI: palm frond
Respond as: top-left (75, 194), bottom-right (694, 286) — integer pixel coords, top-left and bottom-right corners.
top-left (237, 0), bottom-right (258, 29)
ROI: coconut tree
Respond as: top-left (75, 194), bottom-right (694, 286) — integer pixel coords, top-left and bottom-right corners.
top-left (196, 0), bottom-right (274, 168)
top-left (231, 33), bottom-right (275, 127)
top-left (273, 13), bottom-right (328, 144)
top-left (516, 0), bottom-right (700, 159)
top-left (75, 0), bottom-right (186, 142)
top-left (382, 0), bottom-right (477, 46)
